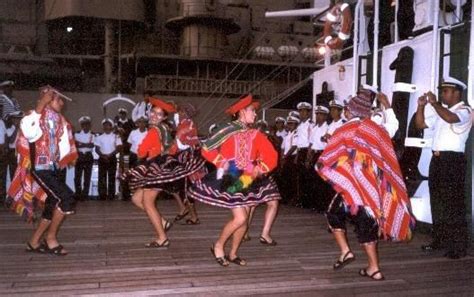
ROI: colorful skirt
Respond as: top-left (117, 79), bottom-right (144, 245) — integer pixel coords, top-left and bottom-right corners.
top-left (187, 171), bottom-right (281, 208)
top-left (123, 150), bottom-right (206, 192)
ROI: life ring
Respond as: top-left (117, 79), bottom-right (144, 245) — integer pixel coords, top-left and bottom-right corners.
top-left (322, 3), bottom-right (353, 50)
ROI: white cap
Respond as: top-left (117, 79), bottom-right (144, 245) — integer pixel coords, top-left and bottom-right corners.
top-left (439, 76), bottom-right (467, 91)
top-left (118, 108), bottom-right (128, 114)
top-left (314, 105), bottom-right (329, 114)
top-left (286, 115), bottom-right (300, 124)
top-left (0, 80), bottom-right (14, 87)
top-left (79, 116), bottom-right (91, 123)
top-left (329, 99), bottom-right (344, 109)
top-left (296, 102), bottom-right (312, 110)
top-left (102, 118), bottom-right (114, 126)
top-left (288, 111), bottom-right (300, 118)
top-left (136, 115), bottom-right (148, 121)
top-left (6, 111), bottom-right (24, 118)
top-left (274, 116), bottom-right (286, 123)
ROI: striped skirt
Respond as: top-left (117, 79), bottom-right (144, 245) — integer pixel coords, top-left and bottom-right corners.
top-left (187, 172), bottom-right (281, 208)
top-left (123, 150), bottom-right (206, 192)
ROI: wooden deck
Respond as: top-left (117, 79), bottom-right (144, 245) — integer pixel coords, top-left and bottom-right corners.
top-left (0, 200), bottom-right (472, 296)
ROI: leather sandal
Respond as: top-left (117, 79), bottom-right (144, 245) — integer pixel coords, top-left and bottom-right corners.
top-left (210, 246), bottom-right (229, 267)
top-left (145, 239), bottom-right (170, 248)
top-left (259, 236), bottom-right (277, 246)
top-left (227, 256), bottom-right (247, 266)
top-left (333, 250), bottom-right (355, 270)
top-left (359, 268), bottom-right (385, 281)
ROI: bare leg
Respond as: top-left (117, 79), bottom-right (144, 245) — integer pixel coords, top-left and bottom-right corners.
top-left (244, 206), bottom-right (256, 240)
top-left (143, 189), bottom-right (167, 244)
top-left (333, 230), bottom-right (354, 262)
top-left (187, 201), bottom-right (199, 222)
top-left (214, 207), bottom-right (249, 259)
top-left (229, 207), bottom-right (250, 260)
top-left (29, 219), bottom-right (51, 248)
top-left (171, 192), bottom-right (187, 216)
top-left (45, 209), bottom-right (67, 253)
top-left (362, 242), bottom-right (384, 279)
top-left (132, 189), bottom-right (145, 210)
top-left (260, 200), bottom-right (278, 242)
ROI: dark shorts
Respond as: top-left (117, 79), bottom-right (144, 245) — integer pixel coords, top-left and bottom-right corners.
top-left (32, 170), bottom-right (76, 220)
top-left (325, 195), bottom-right (379, 244)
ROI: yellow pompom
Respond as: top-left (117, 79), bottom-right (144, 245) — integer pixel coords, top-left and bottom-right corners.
top-left (240, 174), bottom-right (253, 189)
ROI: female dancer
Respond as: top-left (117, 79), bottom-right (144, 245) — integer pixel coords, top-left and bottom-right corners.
top-left (125, 98), bottom-right (204, 248)
top-left (188, 94), bottom-right (281, 266)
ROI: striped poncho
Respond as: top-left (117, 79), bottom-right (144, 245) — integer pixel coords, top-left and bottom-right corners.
top-left (317, 118), bottom-right (415, 241)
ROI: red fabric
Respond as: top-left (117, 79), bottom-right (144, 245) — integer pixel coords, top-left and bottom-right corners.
top-left (149, 97), bottom-right (176, 113)
top-left (317, 118), bottom-right (414, 241)
top-left (202, 129), bottom-right (277, 174)
top-left (7, 110), bottom-right (77, 222)
top-left (176, 119), bottom-right (200, 147)
top-left (225, 94), bottom-right (260, 115)
top-left (137, 127), bottom-right (162, 159)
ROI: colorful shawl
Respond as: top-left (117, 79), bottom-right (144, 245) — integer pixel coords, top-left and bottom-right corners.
top-left (6, 110), bottom-right (77, 222)
top-left (317, 118), bottom-right (415, 241)
top-left (203, 121), bottom-right (246, 150)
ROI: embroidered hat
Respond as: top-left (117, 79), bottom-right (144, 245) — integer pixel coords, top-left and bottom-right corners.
top-left (346, 89), bottom-right (373, 118)
top-left (149, 97), bottom-right (177, 113)
top-left (225, 94), bottom-right (260, 115)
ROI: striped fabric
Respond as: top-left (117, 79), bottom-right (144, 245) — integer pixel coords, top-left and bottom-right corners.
top-left (317, 118), bottom-right (415, 242)
top-left (124, 150), bottom-right (206, 192)
top-left (188, 175), bottom-right (281, 209)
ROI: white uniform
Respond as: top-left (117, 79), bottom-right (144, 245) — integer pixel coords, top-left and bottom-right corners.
top-left (74, 130), bottom-right (95, 154)
top-left (281, 130), bottom-right (298, 156)
top-left (309, 122), bottom-right (328, 151)
top-left (127, 129), bottom-right (147, 154)
top-left (94, 133), bottom-right (122, 155)
top-left (327, 118), bottom-right (344, 136)
top-left (371, 108), bottom-right (399, 139)
top-left (295, 119), bottom-right (313, 149)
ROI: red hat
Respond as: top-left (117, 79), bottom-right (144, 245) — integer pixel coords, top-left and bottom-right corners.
top-left (225, 94), bottom-right (260, 115)
top-left (149, 97), bottom-right (177, 113)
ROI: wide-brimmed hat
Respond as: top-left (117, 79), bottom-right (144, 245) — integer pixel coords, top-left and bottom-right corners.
top-left (225, 94), bottom-right (260, 115)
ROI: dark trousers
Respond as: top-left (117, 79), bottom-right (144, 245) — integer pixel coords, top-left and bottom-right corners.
top-left (278, 155), bottom-right (297, 204)
top-left (121, 153), bottom-right (138, 200)
top-left (98, 156), bottom-right (117, 200)
top-left (6, 149), bottom-right (17, 181)
top-left (296, 148), bottom-right (315, 208)
top-left (428, 151), bottom-right (468, 253)
top-left (312, 151), bottom-right (336, 212)
top-left (74, 152), bottom-right (93, 199)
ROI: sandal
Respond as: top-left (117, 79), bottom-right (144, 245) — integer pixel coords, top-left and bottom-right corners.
top-left (163, 220), bottom-right (173, 232)
top-left (145, 239), bottom-right (170, 248)
top-left (44, 242), bottom-right (68, 256)
top-left (25, 242), bottom-right (45, 253)
top-left (210, 246), bottom-right (229, 267)
top-left (259, 236), bottom-right (277, 246)
top-left (227, 256), bottom-right (247, 266)
top-left (333, 250), bottom-right (355, 270)
top-left (185, 218), bottom-right (200, 225)
top-left (359, 268), bottom-right (385, 281)
top-left (174, 210), bottom-right (189, 221)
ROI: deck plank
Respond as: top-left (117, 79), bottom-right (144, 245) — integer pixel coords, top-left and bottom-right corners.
top-left (0, 200), bottom-right (472, 296)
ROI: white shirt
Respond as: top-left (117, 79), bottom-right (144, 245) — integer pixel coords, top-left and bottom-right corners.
top-left (127, 128), bottom-right (147, 154)
top-left (6, 125), bottom-right (17, 149)
top-left (425, 102), bottom-right (472, 152)
top-left (310, 122), bottom-right (328, 151)
top-left (371, 108), bottom-right (399, 139)
top-left (74, 130), bottom-right (95, 153)
top-left (327, 118), bottom-right (344, 136)
top-left (295, 119), bottom-right (313, 148)
top-left (94, 133), bottom-right (122, 155)
top-left (0, 119), bottom-right (5, 145)
top-left (276, 129), bottom-right (288, 139)
top-left (281, 130), bottom-right (298, 155)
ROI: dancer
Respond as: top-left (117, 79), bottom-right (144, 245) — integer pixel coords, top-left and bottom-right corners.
top-left (317, 91), bottom-right (415, 280)
top-left (188, 94), bottom-right (281, 266)
top-left (124, 98), bottom-right (204, 248)
top-left (6, 86), bottom-right (78, 255)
